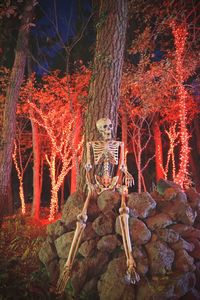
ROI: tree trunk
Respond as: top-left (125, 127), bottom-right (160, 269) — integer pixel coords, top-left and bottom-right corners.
top-left (152, 114), bottom-right (164, 182)
top-left (31, 120), bottom-right (41, 219)
top-left (0, 0), bottom-right (34, 218)
top-left (71, 110), bottom-right (82, 193)
top-left (79, 0), bottom-right (128, 191)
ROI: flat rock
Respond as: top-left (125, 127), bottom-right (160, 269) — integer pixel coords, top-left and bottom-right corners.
top-left (97, 190), bottom-right (120, 212)
top-left (97, 234), bottom-right (119, 253)
top-left (127, 192), bottom-right (156, 219)
top-left (145, 240), bottom-right (175, 275)
top-left (98, 256), bottom-right (135, 300)
top-left (145, 213), bottom-right (173, 230)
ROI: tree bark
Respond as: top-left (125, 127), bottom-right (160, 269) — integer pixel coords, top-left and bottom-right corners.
top-left (31, 120), bottom-right (41, 219)
top-left (0, 0), bottom-right (34, 218)
top-left (152, 114), bottom-right (164, 182)
top-left (79, 0), bottom-right (128, 191)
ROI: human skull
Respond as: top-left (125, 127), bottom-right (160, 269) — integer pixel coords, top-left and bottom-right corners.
top-left (96, 118), bottom-right (113, 140)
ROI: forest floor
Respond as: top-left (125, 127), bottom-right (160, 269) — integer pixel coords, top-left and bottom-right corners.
top-left (0, 205), bottom-right (58, 300)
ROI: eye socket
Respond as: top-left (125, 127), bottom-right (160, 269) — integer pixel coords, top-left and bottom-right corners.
top-left (103, 125), bottom-right (108, 129)
top-left (109, 124), bottom-right (112, 128)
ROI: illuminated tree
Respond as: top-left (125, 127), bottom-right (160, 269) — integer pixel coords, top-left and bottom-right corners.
top-left (21, 70), bottom-right (89, 220)
top-left (171, 22), bottom-right (190, 187)
top-left (12, 119), bottom-right (32, 214)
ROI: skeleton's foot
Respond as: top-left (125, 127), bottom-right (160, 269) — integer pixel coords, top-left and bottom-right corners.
top-left (124, 266), bottom-right (140, 285)
top-left (55, 266), bottom-right (71, 295)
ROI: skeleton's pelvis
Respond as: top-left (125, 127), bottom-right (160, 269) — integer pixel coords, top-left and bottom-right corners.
top-left (95, 175), bottom-right (118, 193)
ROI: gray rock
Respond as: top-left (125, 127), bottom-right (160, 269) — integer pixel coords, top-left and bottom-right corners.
top-left (157, 179), bottom-right (181, 195)
top-left (161, 199), bottom-right (196, 226)
top-left (187, 238), bottom-right (200, 259)
top-left (79, 239), bottom-right (97, 258)
top-left (127, 192), bottom-right (156, 219)
top-left (39, 240), bottom-right (58, 265)
top-left (181, 289), bottom-right (200, 300)
top-left (70, 258), bottom-right (88, 295)
top-left (174, 272), bottom-right (196, 299)
top-left (170, 238), bottom-right (195, 253)
top-left (97, 190), bottom-right (120, 212)
top-left (97, 234), bottom-right (119, 253)
top-left (145, 240), bottom-right (175, 275)
top-left (46, 219), bottom-right (67, 239)
top-left (129, 218), bottom-right (151, 245)
top-left (186, 188), bottom-right (200, 211)
top-left (145, 213), bottom-right (174, 230)
top-left (81, 277), bottom-right (99, 299)
top-left (136, 278), bottom-right (175, 300)
top-left (115, 217), bottom-right (151, 245)
top-left (54, 231), bottom-right (74, 258)
top-left (82, 222), bottom-right (98, 241)
top-left (156, 228), bottom-right (180, 243)
top-left (86, 251), bottom-right (109, 278)
top-left (169, 224), bottom-right (192, 235)
top-left (92, 212), bottom-right (115, 236)
top-left (98, 256), bottom-right (135, 300)
top-left (173, 249), bottom-right (195, 273)
top-left (61, 192), bottom-right (85, 229)
top-left (133, 246), bottom-right (149, 275)
top-left (45, 258), bottom-right (59, 285)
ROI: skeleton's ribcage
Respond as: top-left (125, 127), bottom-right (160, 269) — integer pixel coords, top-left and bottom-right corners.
top-left (92, 141), bottom-right (120, 178)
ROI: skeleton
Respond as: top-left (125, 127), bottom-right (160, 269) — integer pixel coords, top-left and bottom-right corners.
top-left (56, 118), bottom-right (140, 294)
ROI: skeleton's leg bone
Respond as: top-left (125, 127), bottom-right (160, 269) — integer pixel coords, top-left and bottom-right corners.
top-left (56, 191), bottom-right (92, 294)
top-left (119, 192), bottom-right (140, 284)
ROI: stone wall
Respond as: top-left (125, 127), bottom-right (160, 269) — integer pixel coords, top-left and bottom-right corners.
top-left (39, 181), bottom-right (200, 299)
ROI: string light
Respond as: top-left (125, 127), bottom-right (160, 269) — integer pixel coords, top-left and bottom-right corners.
top-left (28, 101), bottom-right (79, 221)
top-left (12, 141), bottom-right (26, 214)
top-left (170, 22), bottom-right (190, 188)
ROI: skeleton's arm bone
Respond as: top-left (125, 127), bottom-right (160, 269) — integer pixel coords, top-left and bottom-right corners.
top-left (119, 141), bottom-right (127, 172)
top-left (119, 142), bottom-right (134, 187)
top-left (85, 142), bottom-right (92, 172)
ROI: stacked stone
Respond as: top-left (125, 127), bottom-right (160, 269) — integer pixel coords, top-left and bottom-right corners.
top-left (39, 181), bottom-right (200, 300)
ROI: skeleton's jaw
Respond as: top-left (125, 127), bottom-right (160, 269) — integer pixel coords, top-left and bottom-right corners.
top-left (101, 133), bottom-right (112, 141)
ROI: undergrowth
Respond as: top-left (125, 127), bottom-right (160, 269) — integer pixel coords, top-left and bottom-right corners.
top-left (0, 206), bottom-right (54, 300)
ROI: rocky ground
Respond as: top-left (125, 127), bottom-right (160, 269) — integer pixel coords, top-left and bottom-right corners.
top-left (39, 180), bottom-right (200, 300)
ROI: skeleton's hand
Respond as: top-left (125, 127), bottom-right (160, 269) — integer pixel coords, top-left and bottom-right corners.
top-left (124, 171), bottom-right (134, 187)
